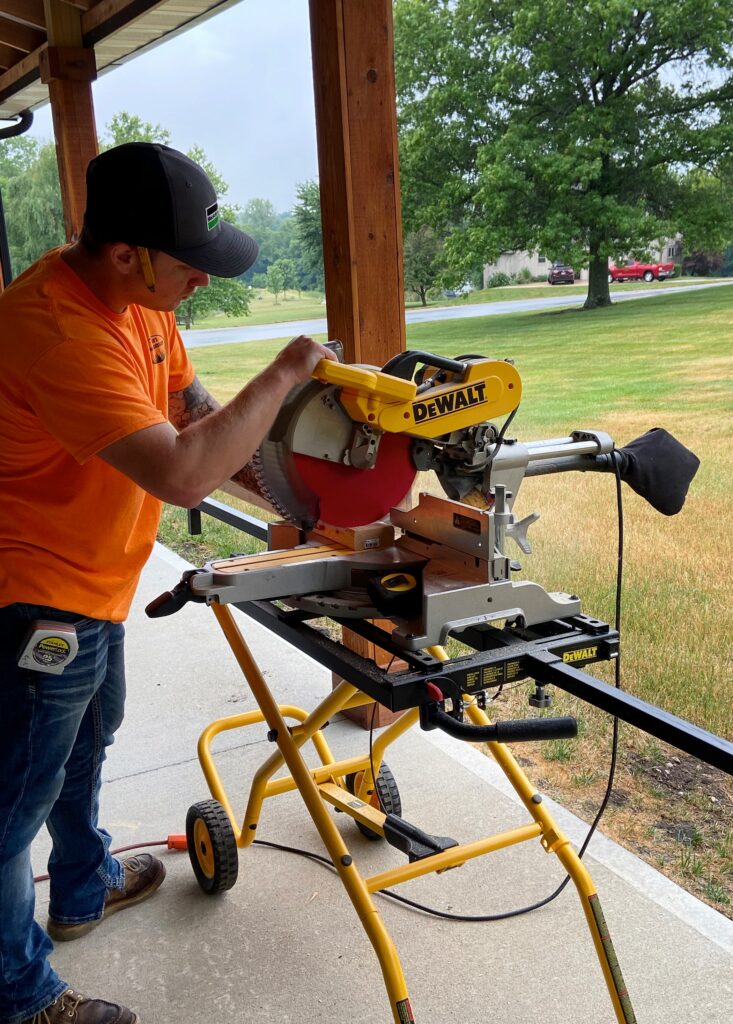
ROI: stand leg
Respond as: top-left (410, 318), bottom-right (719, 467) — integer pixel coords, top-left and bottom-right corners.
top-left (467, 705), bottom-right (636, 1023)
top-left (425, 643), bottom-right (635, 1022)
top-left (212, 604), bottom-right (416, 1023)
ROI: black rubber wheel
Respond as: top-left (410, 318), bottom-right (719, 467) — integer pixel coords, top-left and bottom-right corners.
top-left (345, 763), bottom-right (402, 841)
top-left (186, 799), bottom-right (239, 894)
top-left (643, 270), bottom-right (654, 282)
top-left (607, 273), bottom-right (614, 284)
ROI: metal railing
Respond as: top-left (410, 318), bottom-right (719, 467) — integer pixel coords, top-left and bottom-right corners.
top-left (187, 496), bottom-right (268, 543)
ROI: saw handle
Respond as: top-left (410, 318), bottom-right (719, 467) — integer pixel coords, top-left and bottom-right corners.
top-left (423, 705), bottom-right (578, 744)
top-left (380, 350), bottom-right (470, 381)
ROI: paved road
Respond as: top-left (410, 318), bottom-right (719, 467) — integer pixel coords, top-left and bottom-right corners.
top-left (180, 279), bottom-right (732, 349)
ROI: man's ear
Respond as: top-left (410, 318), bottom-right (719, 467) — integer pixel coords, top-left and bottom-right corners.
top-left (107, 243), bottom-right (137, 277)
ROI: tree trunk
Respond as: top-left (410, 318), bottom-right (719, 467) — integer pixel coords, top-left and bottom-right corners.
top-left (584, 244), bottom-right (612, 309)
top-left (419, 285), bottom-right (427, 306)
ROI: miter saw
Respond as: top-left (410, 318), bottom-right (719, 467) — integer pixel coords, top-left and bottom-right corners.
top-left (157, 344), bottom-right (699, 652)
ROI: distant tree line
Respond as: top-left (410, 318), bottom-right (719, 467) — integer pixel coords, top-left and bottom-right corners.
top-left (0, 112), bottom-right (325, 327)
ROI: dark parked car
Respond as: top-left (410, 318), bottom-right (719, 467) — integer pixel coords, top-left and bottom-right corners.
top-left (547, 262), bottom-right (575, 285)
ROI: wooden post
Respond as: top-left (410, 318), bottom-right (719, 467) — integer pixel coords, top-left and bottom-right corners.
top-left (42, 0), bottom-right (98, 241)
top-left (309, 1), bottom-right (407, 727)
top-left (308, 0), bottom-right (406, 365)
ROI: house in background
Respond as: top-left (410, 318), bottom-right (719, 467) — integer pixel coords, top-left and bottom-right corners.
top-left (483, 250), bottom-right (586, 283)
top-left (657, 238), bottom-right (683, 262)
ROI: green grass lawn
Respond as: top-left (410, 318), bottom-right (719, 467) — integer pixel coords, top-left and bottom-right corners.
top-left (191, 290), bottom-right (326, 329)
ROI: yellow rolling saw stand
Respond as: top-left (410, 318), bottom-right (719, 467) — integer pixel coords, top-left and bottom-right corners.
top-left (147, 570), bottom-right (637, 1024)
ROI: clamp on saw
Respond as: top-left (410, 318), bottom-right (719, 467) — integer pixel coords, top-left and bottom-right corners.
top-left (151, 344), bottom-right (700, 653)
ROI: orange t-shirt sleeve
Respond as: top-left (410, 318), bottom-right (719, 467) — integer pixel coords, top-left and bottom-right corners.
top-left (24, 335), bottom-right (173, 465)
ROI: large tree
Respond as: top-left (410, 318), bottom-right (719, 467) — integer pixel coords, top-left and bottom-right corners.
top-left (403, 225), bottom-right (444, 305)
top-left (292, 180), bottom-right (325, 291)
top-left (394, 0), bottom-right (733, 308)
top-left (177, 275), bottom-right (252, 328)
top-left (3, 143), bottom-right (64, 275)
top-left (103, 112), bottom-right (171, 148)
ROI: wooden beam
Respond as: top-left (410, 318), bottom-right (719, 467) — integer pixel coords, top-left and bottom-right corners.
top-left (0, 41), bottom-right (18, 69)
top-left (0, 20), bottom-right (45, 54)
top-left (0, 44), bottom-right (44, 104)
top-left (309, 0), bottom-right (405, 366)
top-left (43, 0), bottom-right (98, 241)
top-left (0, 2), bottom-right (46, 32)
top-left (310, 1), bottom-right (406, 727)
top-left (308, 1), bottom-right (359, 359)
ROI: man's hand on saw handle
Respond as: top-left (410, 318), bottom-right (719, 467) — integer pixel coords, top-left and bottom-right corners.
top-left (97, 335), bottom-right (337, 509)
top-left (273, 334), bottom-right (338, 385)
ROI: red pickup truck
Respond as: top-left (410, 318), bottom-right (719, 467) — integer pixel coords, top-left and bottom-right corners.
top-left (608, 259), bottom-right (675, 283)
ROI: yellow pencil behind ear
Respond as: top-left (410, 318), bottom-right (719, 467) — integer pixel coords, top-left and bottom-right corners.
top-left (136, 246), bottom-right (156, 291)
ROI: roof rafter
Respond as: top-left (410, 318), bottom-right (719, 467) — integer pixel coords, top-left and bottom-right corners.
top-left (0, 41), bottom-right (17, 69)
top-left (0, 19), bottom-right (45, 53)
top-left (0, 2), bottom-right (46, 32)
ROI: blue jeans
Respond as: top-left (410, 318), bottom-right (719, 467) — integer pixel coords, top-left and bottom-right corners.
top-left (0, 604), bottom-right (126, 1024)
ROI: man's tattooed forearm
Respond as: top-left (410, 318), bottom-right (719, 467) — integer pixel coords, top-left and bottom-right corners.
top-left (169, 377), bottom-right (220, 429)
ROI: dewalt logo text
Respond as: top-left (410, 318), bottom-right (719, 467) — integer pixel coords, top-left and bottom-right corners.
top-left (563, 646), bottom-right (598, 664)
top-left (413, 382), bottom-right (487, 423)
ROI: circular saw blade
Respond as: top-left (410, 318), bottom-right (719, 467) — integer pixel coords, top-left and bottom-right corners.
top-left (254, 379), bottom-right (417, 528)
top-left (292, 434), bottom-right (416, 527)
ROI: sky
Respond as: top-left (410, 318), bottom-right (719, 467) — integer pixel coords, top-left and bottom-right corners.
top-left (27, 0), bottom-right (320, 215)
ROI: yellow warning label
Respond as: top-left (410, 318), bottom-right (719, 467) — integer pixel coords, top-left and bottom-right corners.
top-left (482, 665), bottom-right (503, 686)
top-left (505, 660), bottom-right (521, 680)
top-left (562, 645), bottom-right (598, 664)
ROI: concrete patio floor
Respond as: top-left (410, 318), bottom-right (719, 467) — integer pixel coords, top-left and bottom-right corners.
top-left (30, 544), bottom-right (733, 1023)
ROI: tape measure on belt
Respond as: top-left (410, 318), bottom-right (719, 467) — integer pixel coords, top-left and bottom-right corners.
top-left (17, 620), bottom-right (80, 675)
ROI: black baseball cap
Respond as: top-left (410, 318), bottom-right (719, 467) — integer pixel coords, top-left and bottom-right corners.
top-left (83, 143), bottom-right (258, 278)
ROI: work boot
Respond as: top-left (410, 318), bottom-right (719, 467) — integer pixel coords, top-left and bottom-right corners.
top-left (47, 853), bottom-right (166, 942)
top-left (20, 988), bottom-right (139, 1023)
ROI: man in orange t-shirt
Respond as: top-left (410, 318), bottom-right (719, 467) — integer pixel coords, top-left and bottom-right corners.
top-left (0, 143), bottom-right (335, 1024)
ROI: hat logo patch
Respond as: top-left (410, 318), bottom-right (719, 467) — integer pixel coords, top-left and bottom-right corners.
top-left (206, 202), bottom-right (220, 231)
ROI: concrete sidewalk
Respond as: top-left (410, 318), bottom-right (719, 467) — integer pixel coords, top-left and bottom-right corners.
top-left (31, 545), bottom-right (733, 1023)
